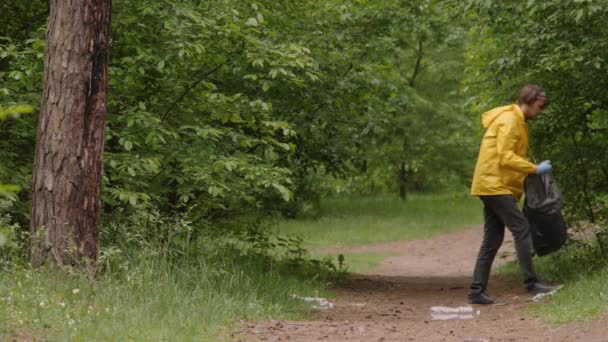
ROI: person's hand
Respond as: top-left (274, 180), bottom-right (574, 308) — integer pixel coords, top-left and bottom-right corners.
top-left (536, 160), bottom-right (552, 174)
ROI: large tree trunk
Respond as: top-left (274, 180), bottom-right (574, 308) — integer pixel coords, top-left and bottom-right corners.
top-left (30, 0), bottom-right (111, 268)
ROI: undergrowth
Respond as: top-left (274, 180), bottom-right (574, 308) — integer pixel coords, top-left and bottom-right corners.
top-left (0, 215), bottom-right (340, 341)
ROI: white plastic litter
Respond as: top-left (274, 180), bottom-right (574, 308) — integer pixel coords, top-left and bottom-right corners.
top-left (432, 313), bottom-right (475, 320)
top-left (430, 306), bottom-right (480, 321)
top-left (430, 306), bottom-right (474, 314)
top-left (531, 285), bottom-right (564, 302)
top-left (531, 290), bottom-right (558, 302)
top-left (292, 295), bottom-right (334, 309)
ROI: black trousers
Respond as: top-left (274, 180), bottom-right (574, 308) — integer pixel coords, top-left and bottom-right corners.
top-left (469, 195), bottom-right (538, 296)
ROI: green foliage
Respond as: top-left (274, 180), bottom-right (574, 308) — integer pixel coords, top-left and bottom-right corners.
top-left (103, 0), bottom-right (305, 225)
top-left (464, 1), bottom-right (608, 323)
top-left (462, 0), bottom-right (608, 234)
top-left (0, 34), bottom-right (44, 228)
top-left (261, 0), bottom-right (475, 201)
top-left (0, 0), bottom-right (477, 258)
top-left (2, 0), bottom-right (608, 331)
top-left (0, 1), bottom-right (48, 43)
top-left (0, 199), bottom-right (25, 264)
top-left (0, 104), bottom-right (33, 252)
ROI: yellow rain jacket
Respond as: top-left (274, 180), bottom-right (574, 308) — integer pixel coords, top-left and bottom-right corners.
top-left (470, 104), bottom-right (537, 199)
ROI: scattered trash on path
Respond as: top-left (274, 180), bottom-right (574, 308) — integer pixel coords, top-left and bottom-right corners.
top-left (292, 295), bottom-right (334, 309)
top-left (531, 285), bottom-right (564, 302)
top-left (431, 306), bottom-right (474, 313)
top-left (431, 313), bottom-right (476, 321)
top-left (430, 306), bottom-right (480, 321)
top-left (531, 289), bottom-right (561, 302)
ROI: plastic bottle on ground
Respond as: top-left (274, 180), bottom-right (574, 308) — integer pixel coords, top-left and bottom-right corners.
top-left (430, 306), bottom-right (474, 314)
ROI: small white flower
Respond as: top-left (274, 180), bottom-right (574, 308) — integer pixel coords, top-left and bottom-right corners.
top-left (68, 319), bottom-right (75, 326)
top-left (72, 288), bottom-right (80, 294)
top-left (39, 301), bottom-right (46, 307)
top-left (60, 302), bottom-right (66, 307)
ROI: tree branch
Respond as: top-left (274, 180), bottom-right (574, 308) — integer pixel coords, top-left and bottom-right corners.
top-left (160, 63), bottom-right (225, 121)
top-left (409, 38), bottom-right (424, 87)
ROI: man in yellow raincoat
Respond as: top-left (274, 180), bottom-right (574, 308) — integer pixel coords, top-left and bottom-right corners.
top-left (468, 85), bottom-right (560, 305)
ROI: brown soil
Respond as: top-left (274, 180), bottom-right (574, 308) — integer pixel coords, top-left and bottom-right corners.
top-left (234, 227), bottom-right (607, 342)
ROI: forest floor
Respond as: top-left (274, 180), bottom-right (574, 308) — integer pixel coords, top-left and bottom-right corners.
top-left (234, 226), bottom-right (607, 341)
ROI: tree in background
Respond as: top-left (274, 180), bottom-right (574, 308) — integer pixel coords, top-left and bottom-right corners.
top-left (1, 0), bottom-right (478, 264)
top-left (260, 0), bottom-right (475, 204)
top-left (30, 0), bottom-right (111, 267)
top-left (463, 0), bottom-right (608, 240)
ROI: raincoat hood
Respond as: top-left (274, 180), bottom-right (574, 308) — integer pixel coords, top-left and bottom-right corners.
top-left (481, 104), bottom-right (524, 129)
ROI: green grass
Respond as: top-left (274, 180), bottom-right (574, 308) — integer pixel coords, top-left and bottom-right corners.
top-left (274, 193), bottom-right (482, 248)
top-left (530, 269), bottom-right (608, 324)
top-left (0, 194), bottom-right (483, 339)
top-left (497, 243), bottom-right (608, 324)
top-left (0, 252), bottom-right (328, 341)
top-left (339, 252), bottom-right (398, 274)
top-left (273, 193), bottom-right (481, 274)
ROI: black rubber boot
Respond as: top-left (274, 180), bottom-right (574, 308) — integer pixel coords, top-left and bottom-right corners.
top-left (468, 292), bottom-right (502, 305)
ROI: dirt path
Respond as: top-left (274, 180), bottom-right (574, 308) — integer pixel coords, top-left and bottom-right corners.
top-left (235, 227), bottom-right (606, 342)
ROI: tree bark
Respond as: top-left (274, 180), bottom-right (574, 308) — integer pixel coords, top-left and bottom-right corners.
top-left (30, 0), bottom-right (111, 268)
top-left (397, 38), bottom-right (423, 200)
top-left (408, 38), bottom-right (423, 87)
top-left (398, 134), bottom-right (410, 201)
top-left (399, 161), bottom-right (407, 201)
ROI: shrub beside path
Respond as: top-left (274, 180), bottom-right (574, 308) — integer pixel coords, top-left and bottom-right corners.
top-left (236, 227), bottom-right (606, 341)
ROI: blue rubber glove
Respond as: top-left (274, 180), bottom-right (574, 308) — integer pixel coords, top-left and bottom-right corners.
top-left (536, 160), bottom-right (552, 174)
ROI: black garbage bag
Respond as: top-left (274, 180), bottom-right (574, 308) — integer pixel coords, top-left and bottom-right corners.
top-left (523, 173), bottom-right (567, 256)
